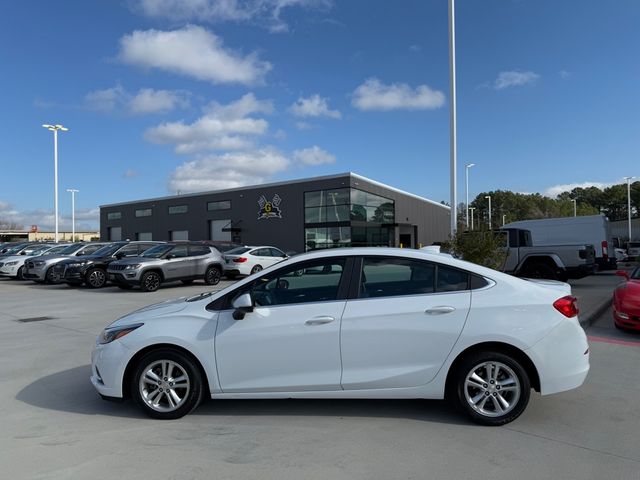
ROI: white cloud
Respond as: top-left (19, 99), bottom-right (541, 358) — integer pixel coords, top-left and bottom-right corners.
top-left (168, 148), bottom-right (290, 193)
top-left (494, 70), bottom-right (540, 90)
top-left (295, 121), bottom-right (313, 130)
top-left (544, 181), bottom-right (617, 198)
top-left (409, 44), bottom-right (421, 52)
top-left (137, 0), bottom-right (332, 33)
top-left (292, 146), bottom-right (335, 166)
top-left (0, 201), bottom-right (99, 231)
top-left (129, 88), bottom-right (190, 114)
top-left (123, 169), bottom-right (138, 179)
top-left (118, 25), bottom-right (272, 85)
top-left (289, 94), bottom-right (341, 119)
top-left (144, 93), bottom-right (272, 154)
top-left (85, 85), bottom-right (127, 112)
top-left (352, 78), bottom-right (445, 111)
top-left (559, 70), bottom-right (571, 80)
top-left (85, 85), bottom-right (190, 114)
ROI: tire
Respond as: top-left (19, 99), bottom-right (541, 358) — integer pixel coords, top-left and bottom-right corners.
top-left (141, 271), bottom-right (162, 292)
top-left (204, 266), bottom-right (222, 285)
top-left (181, 279), bottom-right (194, 285)
top-left (131, 349), bottom-right (204, 420)
top-left (45, 266), bottom-right (60, 284)
top-left (85, 268), bottom-right (107, 289)
top-left (452, 351), bottom-right (531, 426)
top-left (16, 266), bottom-right (24, 280)
top-left (250, 265), bottom-right (263, 275)
top-left (117, 284), bottom-right (134, 290)
top-left (521, 262), bottom-right (557, 280)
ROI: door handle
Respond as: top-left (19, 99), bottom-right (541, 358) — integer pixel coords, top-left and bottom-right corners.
top-left (305, 316), bottom-right (336, 326)
top-left (425, 306), bottom-right (456, 315)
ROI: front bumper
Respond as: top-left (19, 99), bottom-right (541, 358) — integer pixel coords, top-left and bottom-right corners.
top-left (613, 304), bottom-right (640, 331)
top-left (23, 265), bottom-right (47, 281)
top-left (0, 265), bottom-right (19, 277)
top-left (91, 340), bottom-right (132, 399)
top-left (525, 317), bottom-right (590, 395)
top-left (107, 269), bottom-right (143, 285)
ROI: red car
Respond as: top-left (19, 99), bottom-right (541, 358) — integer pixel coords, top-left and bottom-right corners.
top-left (613, 267), bottom-right (640, 331)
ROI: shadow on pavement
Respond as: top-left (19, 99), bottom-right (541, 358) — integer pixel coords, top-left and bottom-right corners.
top-left (16, 365), bottom-right (470, 426)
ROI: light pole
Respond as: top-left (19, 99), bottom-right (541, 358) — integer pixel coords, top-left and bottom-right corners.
top-left (469, 207), bottom-right (476, 231)
top-left (66, 189), bottom-right (79, 241)
top-left (42, 124), bottom-right (69, 243)
top-left (571, 198), bottom-right (577, 217)
top-left (485, 195), bottom-right (492, 229)
top-left (624, 176), bottom-right (635, 241)
top-left (448, 0), bottom-right (458, 236)
top-left (502, 214), bottom-right (507, 226)
top-left (465, 163), bottom-right (475, 229)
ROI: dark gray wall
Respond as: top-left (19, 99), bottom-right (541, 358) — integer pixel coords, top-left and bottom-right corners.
top-left (100, 174), bottom-right (450, 252)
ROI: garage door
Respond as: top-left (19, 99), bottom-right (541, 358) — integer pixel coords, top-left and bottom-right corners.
top-left (210, 219), bottom-right (232, 241)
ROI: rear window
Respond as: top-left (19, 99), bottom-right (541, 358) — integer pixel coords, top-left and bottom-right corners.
top-left (226, 247), bottom-right (251, 255)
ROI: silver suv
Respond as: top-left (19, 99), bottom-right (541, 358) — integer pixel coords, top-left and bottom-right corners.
top-left (107, 242), bottom-right (225, 292)
top-left (23, 242), bottom-right (109, 283)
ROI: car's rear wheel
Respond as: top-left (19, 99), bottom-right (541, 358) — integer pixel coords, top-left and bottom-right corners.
top-left (131, 349), bottom-right (204, 419)
top-left (85, 268), bottom-right (107, 288)
top-left (204, 266), bottom-right (222, 285)
top-left (250, 265), bottom-right (263, 275)
top-left (453, 351), bottom-right (530, 426)
top-left (141, 271), bottom-right (161, 292)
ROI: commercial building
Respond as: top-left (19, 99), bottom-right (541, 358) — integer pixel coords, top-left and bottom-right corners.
top-left (100, 172), bottom-right (451, 253)
top-left (0, 230), bottom-right (99, 243)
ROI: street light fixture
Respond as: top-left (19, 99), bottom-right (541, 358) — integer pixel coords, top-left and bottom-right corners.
top-left (465, 163), bottom-right (475, 229)
top-left (448, 0), bottom-right (458, 236)
top-left (42, 124), bottom-right (69, 243)
top-left (469, 207), bottom-right (476, 231)
top-left (623, 176), bottom-right (635, 241)
top-left (66, 189), bottom-right (79, 241)
top-left (502, 214), bottom-right (507, 226)
top-left (485, 195), bottom-right (492, 229)
top-left (571, 198), bottom-right (577, 217)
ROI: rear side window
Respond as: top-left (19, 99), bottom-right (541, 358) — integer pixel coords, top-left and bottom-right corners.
top-left (189, 245), bottom-right (211, 256)
top-left (360, 257), bottom-right (435, 298)
top-left (117, 245), bottom-right (140, 257)
top-left (436, 266), bottom-right (469, 292)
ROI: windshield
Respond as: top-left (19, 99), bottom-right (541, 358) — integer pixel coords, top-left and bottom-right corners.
top-left (28, 244), bottom-right (57, 255)
top-left (3, 243), bottom-right (28, 254)
top-left (226, 247), bottom-right (251, 255)
top-left (42, 245), bottom-right (68, 255)
top-left (91, 243), bottom-right (123, 257)
top-left (57, 243), bottom-right (84, 255)
top-left (631, 267), bottom-right (640, 280)
top-left (141, 245), bottom-right (173, 258)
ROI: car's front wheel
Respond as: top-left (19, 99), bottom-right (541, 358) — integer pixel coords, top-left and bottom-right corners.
top-left (453, 351), bottom-right (530, 426)
top-left (16, 266), bottom-right (24, 280)
top-left (85, 268), bottom-right (107, 288)
top-left (131, 349), bottom-right (204, 419)
top-left (140, 271), bottom-right (162, 292)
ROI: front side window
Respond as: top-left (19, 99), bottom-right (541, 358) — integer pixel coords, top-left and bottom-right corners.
top-left (169, 245), bottom-right (188, 258)
top-left (135, 208), bottom-right (152, 217)
top-left (247, 258), bottom-right (347, 307)
top-left (142, 245), bottom-right (173, 258)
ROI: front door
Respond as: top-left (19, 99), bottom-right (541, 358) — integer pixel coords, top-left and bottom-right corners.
top-left (215, 257), bottom-right (350, 393)
top-left (164, 244), bottom-right (191, 280)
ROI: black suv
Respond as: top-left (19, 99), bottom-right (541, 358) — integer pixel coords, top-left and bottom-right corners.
top-left (57, 241), bottom-right (162, 288)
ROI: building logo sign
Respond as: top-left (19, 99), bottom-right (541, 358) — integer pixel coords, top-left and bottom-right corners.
top-left (258, 194), bottom-right (283, 220)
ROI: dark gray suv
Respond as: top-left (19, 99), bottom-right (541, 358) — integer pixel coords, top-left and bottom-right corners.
top-left (106, 242), bottom-right (225, 292)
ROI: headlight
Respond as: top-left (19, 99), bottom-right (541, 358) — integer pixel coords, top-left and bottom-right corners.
top-left (98, 323), bottom-right (144, 345)
top-left (33, 261), bottom-right (45, 267)
top-left (5, 261), bottom-right (18, 266)
top-left (124, 264), bottom-right (142, 270)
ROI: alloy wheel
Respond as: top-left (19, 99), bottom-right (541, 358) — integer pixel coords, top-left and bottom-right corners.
top-left (250, 265), bottom-right (263, 274)
top-left (87, 269), bottom-right (106, 288)
top-left (138, 360), bottom-right (191, 413)
top-left (142, 272), bottom-right (161, 292)
top-left (463, 361), bottom-right (521, 418)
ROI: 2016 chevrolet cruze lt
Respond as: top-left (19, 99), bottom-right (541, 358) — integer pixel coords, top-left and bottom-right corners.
top-left (91, 248), bottom-right (589, 426)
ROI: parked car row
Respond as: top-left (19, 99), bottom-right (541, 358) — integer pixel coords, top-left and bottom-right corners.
top-left (0, 240), bottom-right (290, 292)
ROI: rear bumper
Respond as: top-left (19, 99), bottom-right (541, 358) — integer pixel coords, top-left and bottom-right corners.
top-left (526, 317), bottom-right (590, 395)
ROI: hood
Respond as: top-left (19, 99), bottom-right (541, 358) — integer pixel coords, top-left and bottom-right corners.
top-left (0, 255), bottom-right (28, 263)
top-left (28, 254), bottom-right (74, 262)
top-left (112, 296), bottom-right (190, 326)
top-left (523, 278), bottom-right (572, 296)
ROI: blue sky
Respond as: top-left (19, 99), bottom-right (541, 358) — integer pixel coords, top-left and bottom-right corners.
top-left (1, 0), bottom-right (638, 231)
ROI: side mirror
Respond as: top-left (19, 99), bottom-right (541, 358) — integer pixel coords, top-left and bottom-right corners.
top-left (616, 270), bottom-right (630, 280)
top-left (232, 293), bottom-right (254, 320)
top-left (115, 252), bottom-right (124, 259)
top-left (165, 254), bottom-right (174, 260)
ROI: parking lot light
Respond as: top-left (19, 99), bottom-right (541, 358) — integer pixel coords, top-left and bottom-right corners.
top-left (42, 124), bottom-right (69, 243)
top-left (66, 189), bottom-right (79, 241)
top-left (623, 176), bottom-right (635, 241)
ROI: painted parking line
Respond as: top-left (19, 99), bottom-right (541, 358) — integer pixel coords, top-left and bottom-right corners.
top-left (587, 335), bottom-right (640, 347)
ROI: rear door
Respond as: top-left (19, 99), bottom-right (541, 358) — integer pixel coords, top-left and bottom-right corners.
top-left (164, 245), bottom-right (190, 280)
top-left (189, 245), bottom-right (213, 276)
top-left (340, 256), bottom-right (471, 390)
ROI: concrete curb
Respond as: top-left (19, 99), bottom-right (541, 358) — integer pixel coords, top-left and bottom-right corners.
top-left (579, 297), bottom-right (612, 328)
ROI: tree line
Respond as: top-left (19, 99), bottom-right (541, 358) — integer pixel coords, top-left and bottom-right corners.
top-left (460, 180), bottom-right (640, 228)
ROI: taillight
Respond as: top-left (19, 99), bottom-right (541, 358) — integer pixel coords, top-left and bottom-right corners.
top-left (233, 257), bottom-right (248, 263)
top-left (553, 295), bottom-right (579, 318)
top-left (602, 240), bottom-right (608, 259)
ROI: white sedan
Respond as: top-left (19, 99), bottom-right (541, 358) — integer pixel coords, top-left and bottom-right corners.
top-left (0, 243), bottom-right (70, 279)
top-left (91, 247), bottom-right (589, 426)
top-left (223, 245), bottom-right (288, 278)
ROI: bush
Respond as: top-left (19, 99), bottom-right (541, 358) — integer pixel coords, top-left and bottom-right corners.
top-left (444, 229), bottom-right (508, 270)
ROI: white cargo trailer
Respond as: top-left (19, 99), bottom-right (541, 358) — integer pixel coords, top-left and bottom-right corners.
top-left (503, 214), bottom-right (618, 269)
